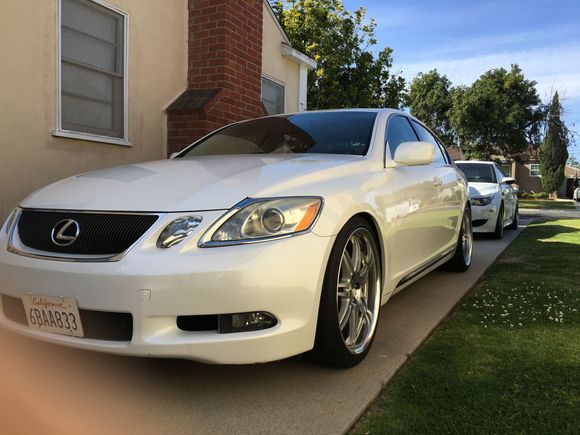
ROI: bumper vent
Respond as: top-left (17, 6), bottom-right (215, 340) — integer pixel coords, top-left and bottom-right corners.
top-left (1, 294), bottom-right (133, 342)
top-left (16, 210), bottom-right (158, 256)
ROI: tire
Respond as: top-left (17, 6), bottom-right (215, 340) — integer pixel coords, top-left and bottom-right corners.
top-left (507, 204), bottom-right (518, 230)
top-left (491, 203), bottom-right (504, 239)
top-left (444, 207), bottom-right (473, 272)
top-left (307, 217), bottom-right (382, 368)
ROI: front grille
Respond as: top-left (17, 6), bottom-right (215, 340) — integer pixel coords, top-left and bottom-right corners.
top-left (1, 294), bottom-right (133, 341)
top-left (17, 210), bottom-right (158, 256)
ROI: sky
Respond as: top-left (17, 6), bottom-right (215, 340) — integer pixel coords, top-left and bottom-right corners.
top-left (342, 0), bottom-right (580, 160)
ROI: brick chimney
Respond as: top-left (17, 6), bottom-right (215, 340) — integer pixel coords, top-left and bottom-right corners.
top-left (166, 0), bottom-right (267, 155)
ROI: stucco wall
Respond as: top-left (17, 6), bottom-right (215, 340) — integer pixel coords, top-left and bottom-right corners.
top-left (0, 0), bottom-right (188, 220)
top-left (261, 3), bottom-right (300, 113)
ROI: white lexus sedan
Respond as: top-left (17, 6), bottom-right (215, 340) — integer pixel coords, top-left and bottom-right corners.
top-left (0, 110), bottom-right (472, 367)
top-left (455, 161), bottom-right (518, 239)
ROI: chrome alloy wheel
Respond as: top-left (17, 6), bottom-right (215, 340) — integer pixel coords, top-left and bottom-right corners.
top-left (336, 228), bottom-right (381, 355)
top-left (462, 211), bottom-right (473, 266)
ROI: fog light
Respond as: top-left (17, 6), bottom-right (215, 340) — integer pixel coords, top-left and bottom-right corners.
top-left (218, 312), bottom-right (277, 333)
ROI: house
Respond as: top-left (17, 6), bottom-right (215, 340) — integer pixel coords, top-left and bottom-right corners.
top-left (0, 0), bottom-right (316, 220)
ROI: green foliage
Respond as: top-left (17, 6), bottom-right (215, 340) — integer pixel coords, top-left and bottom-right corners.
top-left (448, 65), bottom-right (543, 160)
top-left (407, 69), bottom-right (455, 144)
top-left (272, 0), bottom-right (407, 110)
top-left (540, 92), bottom-right (569, 195)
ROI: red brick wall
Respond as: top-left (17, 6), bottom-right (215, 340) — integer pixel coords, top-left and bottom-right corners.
top-left (167, 0), bottom-right (266, 155)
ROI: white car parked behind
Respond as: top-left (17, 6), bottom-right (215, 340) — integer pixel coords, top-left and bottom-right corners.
top-left (456, 161), bottom-right (518, 238)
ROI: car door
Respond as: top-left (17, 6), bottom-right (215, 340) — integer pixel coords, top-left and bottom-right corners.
top-left (411, 120), bottom-right (462, 254)
top-left (383, 115), bottom-right (442, 283)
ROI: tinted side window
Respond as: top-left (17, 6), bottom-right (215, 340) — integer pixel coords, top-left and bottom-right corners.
top-left (411, 121), bottom-right (446, 164)
top-left (386, 116), bottom-right (418, 158)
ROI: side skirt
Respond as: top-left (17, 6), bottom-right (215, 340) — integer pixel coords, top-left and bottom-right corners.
top-left (393, 248), bottom-right (456, 294)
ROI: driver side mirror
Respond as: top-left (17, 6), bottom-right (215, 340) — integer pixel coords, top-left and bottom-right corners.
top-left (392, 141), bottom-right (435, 166)
top-left (502, 177), bottom-right (516, 185)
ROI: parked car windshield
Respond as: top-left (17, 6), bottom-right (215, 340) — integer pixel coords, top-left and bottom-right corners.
top-left (456, 163), bottom-right (497, 183)
top-left (178, 112), bottom-right (378, 157)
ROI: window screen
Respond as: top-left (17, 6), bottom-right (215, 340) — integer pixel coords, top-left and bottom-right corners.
top-left (60, 0), bottom-right (125, 138)
top-left (262, 77), bottom-right (285, 115)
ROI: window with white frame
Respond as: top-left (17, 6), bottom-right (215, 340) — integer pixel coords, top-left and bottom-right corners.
top-left (58, 0), bottom-right (127, 141)
top-left (262, 76), bottom-right (285, 115)
top-left (530, 164), bottom-right (541, 176)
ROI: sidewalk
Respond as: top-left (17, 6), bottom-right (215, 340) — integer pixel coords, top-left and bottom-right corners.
top-left (0, 225), bottom-right (527, 435)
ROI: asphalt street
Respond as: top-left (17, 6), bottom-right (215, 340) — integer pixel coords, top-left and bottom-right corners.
top-left (0, 221), bottom-right (530, 435)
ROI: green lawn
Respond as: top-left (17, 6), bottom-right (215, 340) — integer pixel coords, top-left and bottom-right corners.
top-left (352, 219), bottom-right (580, 434)
top-left (519, 199), bottom-right (576, 210)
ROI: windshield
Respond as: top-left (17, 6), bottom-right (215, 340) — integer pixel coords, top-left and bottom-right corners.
top-left (178, 112), bottom-right (378, 157)
top-left (456, 163), bottom-right (497, 183)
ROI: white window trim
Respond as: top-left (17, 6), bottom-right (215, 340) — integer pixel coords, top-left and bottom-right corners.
top-left (261, 73), bottom-right (287, 114)
top-left (53, 0), bottom-right (131, 147)
top-left (529, 163), bottom-right (541, 177)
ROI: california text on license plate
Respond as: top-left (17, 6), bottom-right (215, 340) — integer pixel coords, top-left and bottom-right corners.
top-left (21, 295), bottom-right (84, 337)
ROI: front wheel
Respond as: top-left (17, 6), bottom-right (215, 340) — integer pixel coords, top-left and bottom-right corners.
top-left (507, 204), bottom-right (518, 230)
top-left (308, 217), bottom-right (382, 367)
top-left (491, 203), bottom-right (505, 239)
top-left (444, 207), bottom-right (473, 272)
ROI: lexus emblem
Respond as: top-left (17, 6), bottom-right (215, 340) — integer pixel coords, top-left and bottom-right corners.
top-left (51, 219), bottom-right (80, 246)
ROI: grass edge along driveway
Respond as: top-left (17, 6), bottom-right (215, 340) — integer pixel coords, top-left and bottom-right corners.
top-left (352, 219), bottom-right (580, 434)
top-left (519, 199), bottom-right (576, 210)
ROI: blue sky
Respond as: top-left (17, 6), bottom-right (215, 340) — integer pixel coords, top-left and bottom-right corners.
top-left (342, 0), bottom-right (580, 159)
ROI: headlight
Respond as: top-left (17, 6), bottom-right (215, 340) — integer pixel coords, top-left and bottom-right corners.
top-left (157, 216), bottom-right (203, 248)
top-left (472, 195), bottom-right (494, 206)
top-left (200, 197), bottom-right (322, 247)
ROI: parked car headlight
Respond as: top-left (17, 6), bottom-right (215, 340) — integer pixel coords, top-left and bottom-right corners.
top-left (157, 216), bottom-right (203, 248)
top-left (200, 197), bottom-right (322, 247)
top-left (471, 195), bottom-right (494, 206)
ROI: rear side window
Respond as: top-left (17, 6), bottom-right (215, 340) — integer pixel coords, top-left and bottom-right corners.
top-left (411, 121), bottom-right (446, 165)
top-left (385, 116), bottom-right (418, 158)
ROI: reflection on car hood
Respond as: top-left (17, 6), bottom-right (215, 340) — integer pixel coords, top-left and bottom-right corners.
top-left (468, 182), bottom-right (498, 198)
top-left (20, 154), bottom-right (365, 212)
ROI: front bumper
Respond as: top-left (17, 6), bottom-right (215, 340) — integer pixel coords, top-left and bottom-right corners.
top-left (0, 211), bottom-right (335, 364)
top-left (471, 203), bottom-right (500, 233)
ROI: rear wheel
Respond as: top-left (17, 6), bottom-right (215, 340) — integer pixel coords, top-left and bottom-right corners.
top-left (507, 204), bottom-right (518, 230)
top-left (444, 207), bottom-right (473, 272)
top-left (308, 217), bottom-right (381, 367)
top-left (491, 203), bottom-right (505, 239)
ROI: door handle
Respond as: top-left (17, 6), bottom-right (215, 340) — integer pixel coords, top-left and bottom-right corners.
top-left (433, 177), bottom-right (442, 187)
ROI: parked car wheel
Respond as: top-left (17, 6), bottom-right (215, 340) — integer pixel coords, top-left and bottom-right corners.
top-left (507, 205), bottom-right (518, 230)
top-left (444, 207), bottom-right (473, 272)
top-left (308, 217), bottom-right (381, 367)
top-left (491, 203), bottom-right (505, 239)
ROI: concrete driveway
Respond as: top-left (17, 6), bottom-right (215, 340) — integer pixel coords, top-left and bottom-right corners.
top-left (0, 223), bottom-right (528, 435)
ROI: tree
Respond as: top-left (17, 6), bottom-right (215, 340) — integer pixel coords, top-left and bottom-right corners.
top-left (448, 65), bottom-right (543, 160)
top-left (540, 92), bottom-right (569, 198)
top-left (568, 156), bottom-right (580, 168)
top-left (408, 70), bottom-right (455, 144)
top-left (272, 0), bottom-right (407, 110)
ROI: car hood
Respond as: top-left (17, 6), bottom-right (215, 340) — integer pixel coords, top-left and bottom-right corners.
top-left (468, 182), bottom-right (498, 198)
top-left (20, 154), bottom-right (365, 212)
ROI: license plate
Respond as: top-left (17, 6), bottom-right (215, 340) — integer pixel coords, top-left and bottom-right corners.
top-left (21, 295), bottom-right (84, 338)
